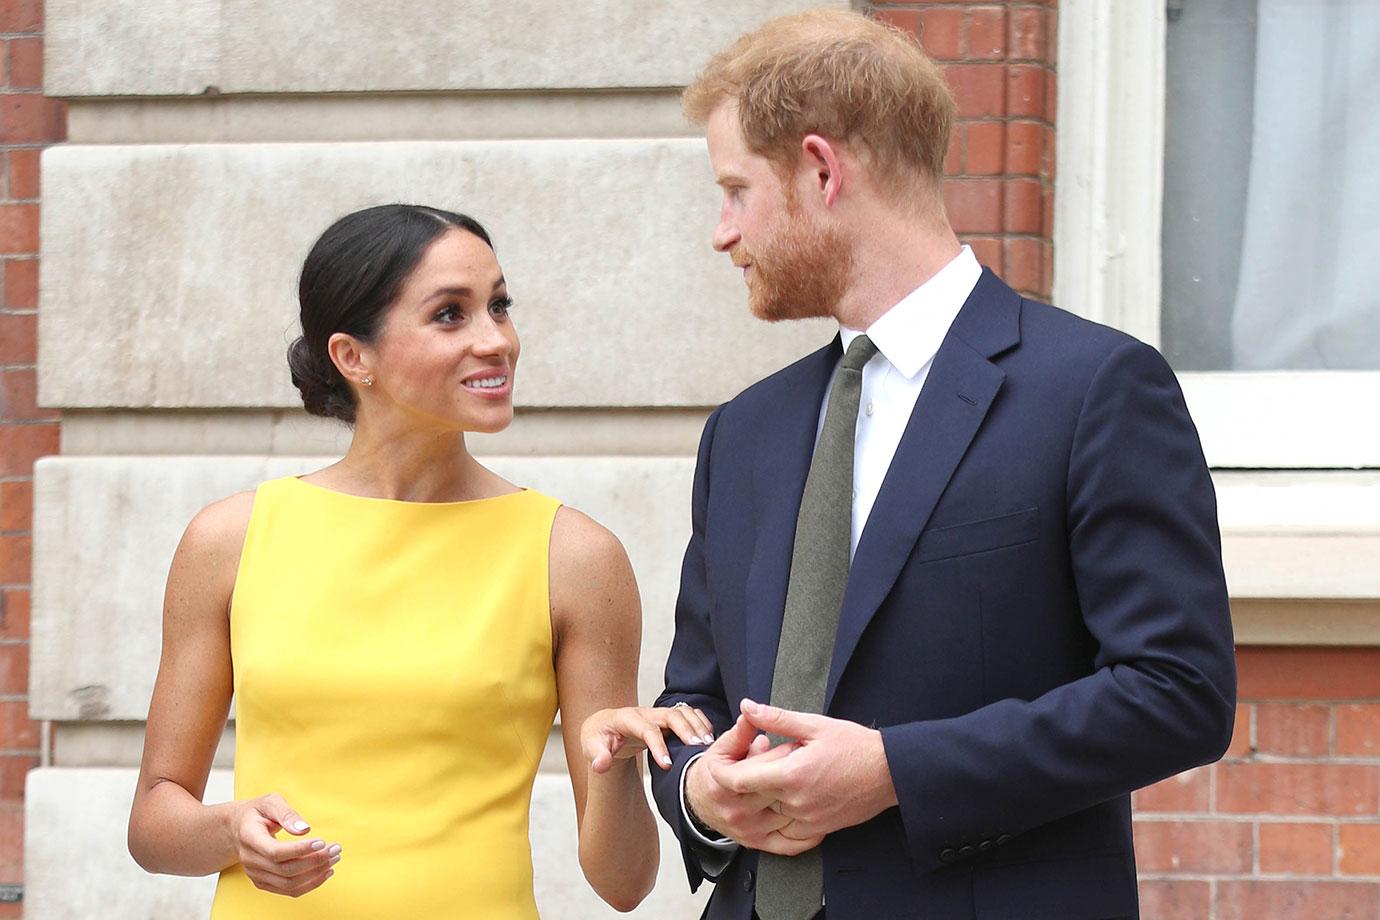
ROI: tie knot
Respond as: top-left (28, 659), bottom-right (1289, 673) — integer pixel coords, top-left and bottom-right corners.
top-left (841, 334), bottom-right (878, 373)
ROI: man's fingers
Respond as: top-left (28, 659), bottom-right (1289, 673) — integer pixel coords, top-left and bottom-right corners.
top-left (709, 712), bottom-right (757, 759)
top-left (755, 830), bottom-right (825, 857)
top-left (715, 748), bottom-right (792, 797)
top-left (739, 698), bottom-right (824, 742)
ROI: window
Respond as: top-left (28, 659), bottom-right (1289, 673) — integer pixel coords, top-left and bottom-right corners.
top-left (1055, 0), bottom-right (1380, 469)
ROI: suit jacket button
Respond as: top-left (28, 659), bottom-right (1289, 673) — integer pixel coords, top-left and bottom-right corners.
top-left (939, 848), bottom-right (957, 863)
top-left (996, 834), bottom-right (1013, 846)
top-left (958, 845), bottom-right (976, 858)
top-left (742, 869), bottom-right (754, 891)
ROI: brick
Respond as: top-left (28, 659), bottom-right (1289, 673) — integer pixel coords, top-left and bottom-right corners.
top-left (1040, 124), bottom-right (1056, 181)
top-left (918, 8), bottom-right (964, 61)
top-left (943, 63), bottom-right (1006, 117)
top-left (0, 94), bottom-right (66, 144)
top-left (0, 644), bottom-right (26, 695)
top-left (0, 903), bottom-right (21, 919)
top-left (1040, 238), bottom-right (1052, 297)
top-left (5, 149), bottom-right (38, 200)
top-left (0, 806), bottom-right (19, 865)
top-left (1217, 762), bottom-right (1379, 816)
top-left (1339, 824), bottom-right (1380, 876)
top-left (965, 7), bottom-right (1007, 60)
top-left (944, 123), bottom-right (963, 176)
top-left (1133, 765), bottom-right (1210, 813)
top-left (1006, 64), bottom-right (1047, 118)
top-left (1004, 120), bottom-right (1042, 175)
top-left (6, 37), bottom-right (40, 90)
top-left (1003, 237), bottom-right (1042, 294)
top-left (944, 178), bottom-right (1002, 233)
top-left (1139, 879), bottom-right (1211, 920)
top-left (1239, 647), bottom-right (1380, 700)
top-left (0, 0), bottom-right (42, 32)
top-left (1044, 67), bottom-right (1057, 122)
top-left (0, 313), bottom-right (35, 364)
top-left (0, 203), bottom-right (36, 254)
top-left (1041, 185), bottom-right (1054, 239)
top-left (1004, 177), bottom-right (1042, 233)
top-left (0, 422), bottom-right (58, 475)
top-left (962, 236), bottom-right (1001, 270)
top-left (1338, 705), bottom-right (1380, 757)
top-left (874, 9), bottom-right (921, 39)
top-left (0, 700), bottom-right (36, 749)
top-left (1215, 880), bottom-right (1380, 920)
top-left (1008, 7), bottom-right (1048, 61)
top-left (1, 257), bottom-right (35, 310)
top-left (0, 533), bottom-right (28, 582)
top-left (1258, 703), bottom-right (1333, 757)
top-left (1261, 822), bottom-right (1335, 875)
top-left (0, 368), bottom-right (54, 421)
top-left (0, 754), bottom-right (34, 800)
top-left (0, 590), bottom-right (28, 640)
top-left (1233, 704), bottom-right (1261, 760)
top-left (1133, 818), bottom-right (1253, 873)
top-left (965, 121), bottom-right (1003, 174)
top-left (0, 481), bottom-right (27, 532)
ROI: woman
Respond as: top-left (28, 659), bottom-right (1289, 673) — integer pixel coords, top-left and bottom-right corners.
top-left (127, 204), bottom-right (716, 917)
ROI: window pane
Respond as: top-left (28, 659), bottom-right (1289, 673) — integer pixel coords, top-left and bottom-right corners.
top-left (1162, 0), bottom-right (1380, 371)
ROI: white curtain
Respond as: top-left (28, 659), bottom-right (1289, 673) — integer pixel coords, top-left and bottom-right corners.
top-left (1230, 0), bottom-right (1380, 369)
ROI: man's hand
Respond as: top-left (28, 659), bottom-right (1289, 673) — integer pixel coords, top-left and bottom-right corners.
top-left (715, 698), bottom-right (899, 842)
top-left (685, 711), bottom-right (821, 856)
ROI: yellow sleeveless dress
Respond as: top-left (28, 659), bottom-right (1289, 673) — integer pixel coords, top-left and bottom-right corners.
top-left (210, 475), bottom-right (561, 919)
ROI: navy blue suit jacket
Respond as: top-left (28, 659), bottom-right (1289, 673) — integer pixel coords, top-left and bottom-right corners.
top-left (651, 270), bottom-right (1237, 920)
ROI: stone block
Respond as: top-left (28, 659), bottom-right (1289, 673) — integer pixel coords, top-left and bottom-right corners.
top-left (24, 768), bottom-right (708, 918)
top-left (32, 455), bottom-right (694, 720)
top-left (46, 0), bottom-right (846, 96)
top-left (38, 140), bottom-right (833, 409)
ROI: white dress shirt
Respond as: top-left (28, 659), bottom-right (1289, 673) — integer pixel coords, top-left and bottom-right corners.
top-left (679, 246), bottom-right (984, 864)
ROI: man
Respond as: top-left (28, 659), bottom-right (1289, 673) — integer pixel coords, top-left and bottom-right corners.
top-left (650, 9), bottom-right (1237, 920)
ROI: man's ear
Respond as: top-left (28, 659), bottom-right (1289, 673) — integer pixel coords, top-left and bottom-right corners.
top-left (327, 332), bottom-right (372, 387)
top-left (801, 134), bottom-right (844, 207)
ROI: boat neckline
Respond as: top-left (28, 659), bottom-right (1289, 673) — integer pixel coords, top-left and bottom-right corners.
top-left (286, 475), bottom-right (529, 508)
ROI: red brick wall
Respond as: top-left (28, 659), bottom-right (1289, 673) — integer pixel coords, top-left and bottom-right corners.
top-left (872, 0), bottom-right (1056, 300)
top-left (1136, 648), bottom-right (1380, 918)
top-left (0, 0), bottom-right (62, 912)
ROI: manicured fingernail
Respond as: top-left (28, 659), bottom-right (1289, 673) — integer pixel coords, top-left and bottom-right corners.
top-left (328, 844), bottom-right (342, 858)
top-left (310, 839), bottom-right (325, 851)
top-left (660, 755), bottom-right (672, 766)
top-left (290, 820), bottom-right (309, 832)
top-left (329, 854), bottom-right (341, 866)
top-left (699, 735), bottom-right (712, 745)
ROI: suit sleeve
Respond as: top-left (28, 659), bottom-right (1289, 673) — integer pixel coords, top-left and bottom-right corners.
top-left (878, 338), bottom-right (1237, 872)
top-left (649, 405), bottom-right (740, 889)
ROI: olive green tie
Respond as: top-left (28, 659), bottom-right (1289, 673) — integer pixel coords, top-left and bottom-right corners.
top-left (755, 334), bottom-right (877, 920)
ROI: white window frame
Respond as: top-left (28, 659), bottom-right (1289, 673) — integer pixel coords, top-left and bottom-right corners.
top-left (1053, 0), bottom-right (1380, 470)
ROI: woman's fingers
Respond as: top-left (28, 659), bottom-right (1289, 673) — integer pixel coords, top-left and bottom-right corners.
top-left (259, 793), bottom-right (310, 835)
top-left (274, 843), bottom-right (342, 878)
top-left (641, 724), bottom-right (674, 769)
top-left (664, 707), bottom-right (709, 747)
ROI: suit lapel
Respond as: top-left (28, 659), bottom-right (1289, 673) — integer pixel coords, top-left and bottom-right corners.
top-left (744, 336), bottom-right (840, 707)
top-left (824, 270), bottom-right (1022, 709)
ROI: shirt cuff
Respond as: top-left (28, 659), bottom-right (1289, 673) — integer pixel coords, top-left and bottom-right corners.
top-left (679, 751), bottom-right (739, 875)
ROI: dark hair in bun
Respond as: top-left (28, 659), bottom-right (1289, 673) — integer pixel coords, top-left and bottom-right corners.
top-left (288, 204), bottom-right (494, 423)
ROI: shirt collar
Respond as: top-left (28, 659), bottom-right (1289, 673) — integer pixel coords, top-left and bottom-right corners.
top-left (838, 245), bottom-right (983, 380)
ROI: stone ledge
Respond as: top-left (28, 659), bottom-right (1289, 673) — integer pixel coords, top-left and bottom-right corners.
top-left (31, 455), bottom-right (693, 720)
top-left (46, 0), bottom-right (847, 97)
top-left (25, 768), bottom-right (708, 918)
top-left (37, 139), bottom-right (832, 409)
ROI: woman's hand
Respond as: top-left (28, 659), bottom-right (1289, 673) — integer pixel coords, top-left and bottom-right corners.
top-left (581, 704), bottom-right (716, 773)
top-left (229, 793), bottom-right (341, 898)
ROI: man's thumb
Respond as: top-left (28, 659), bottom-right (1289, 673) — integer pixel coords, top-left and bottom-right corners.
top-left (740, 698), bottom-right (818, 741)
